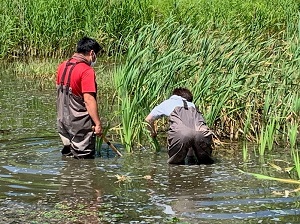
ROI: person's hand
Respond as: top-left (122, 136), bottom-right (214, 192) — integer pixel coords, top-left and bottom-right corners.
top-left (92, 125), bottom-right (102, 137)
top-left (151, 131), bottom-right (157, 138)
top-left (145, 115), bottom-right (157, 138)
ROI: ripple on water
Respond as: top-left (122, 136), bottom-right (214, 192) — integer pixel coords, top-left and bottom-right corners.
top-left (0, 136), bottom-right (300, 223)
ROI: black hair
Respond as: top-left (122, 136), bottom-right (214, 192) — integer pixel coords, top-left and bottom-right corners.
top-left (76, 36), bottom-right (102, 55)
top-left (172, 87), bottom-right (193, 102)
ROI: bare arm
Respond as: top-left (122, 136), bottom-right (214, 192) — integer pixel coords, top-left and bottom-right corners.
top-left (145, 114), bottom-right (157, 138)
top-left (83, 92), bottom-right (102, 136)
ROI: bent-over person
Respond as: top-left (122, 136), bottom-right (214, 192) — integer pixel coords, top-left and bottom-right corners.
top-left (145, 87), bottom-right (214, 165)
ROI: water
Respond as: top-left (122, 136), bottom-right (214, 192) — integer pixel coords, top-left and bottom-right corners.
top-left (0, 63), bottom-right (300, 223)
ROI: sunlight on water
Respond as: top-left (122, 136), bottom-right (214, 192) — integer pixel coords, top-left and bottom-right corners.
top-left (1, 137), bottom-right (300, 223)
top-left (0, 65), bottom-right (300, 223)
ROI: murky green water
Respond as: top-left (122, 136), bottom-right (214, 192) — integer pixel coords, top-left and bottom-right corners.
top-left (0, 63), bottom-right (300, 223)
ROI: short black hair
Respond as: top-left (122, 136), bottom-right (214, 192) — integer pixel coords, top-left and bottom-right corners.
top-left (76, 36), bottom-right (102, 55)
top-left (172, 87), bottom-right (193, 102)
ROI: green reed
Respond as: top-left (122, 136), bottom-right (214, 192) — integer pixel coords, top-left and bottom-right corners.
top-left (242, 105), bottom-right (253, 161)
top-left (2, 0), bottom-right (299, 155)
top-left (0, 0), bottom-right (298, 59)
top-left (242, 141), bottom-right (248, 162)
top-left (289, 123), bottom-right (299, 179)
top-left (112, 16), bottom-right (299, 151)
top-left (258, 118), bottom-right (278, 156)
top-left (288, 96), bottom-right (300, 179)
top-left (291, 148), bottom-right (300, 180)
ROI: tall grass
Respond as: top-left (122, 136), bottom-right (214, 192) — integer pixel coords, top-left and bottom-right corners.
top-left (0, 0), bottom-right (298, 59)
top-left (112, 16), bottom-right (299, 151)
top-left (1, 0), bottom-right (299, 154)
top-left (289, 123), bottom-right (299, 179)
top-left (113, 21), bottom-right (200, 151)
top-left (288, 96), bottom-right (300, 179)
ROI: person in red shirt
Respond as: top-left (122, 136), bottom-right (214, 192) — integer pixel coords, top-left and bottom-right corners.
top-left (56, 37), bottom-right (103, 159)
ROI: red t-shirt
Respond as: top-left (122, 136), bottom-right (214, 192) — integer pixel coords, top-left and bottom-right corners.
top-left (56, 58), bottom-right (96, 97)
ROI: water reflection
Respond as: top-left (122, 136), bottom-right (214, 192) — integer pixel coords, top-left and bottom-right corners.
top-left (1, 64), bottom-right (300, 223)
top-left (57, 159), bottom-right (103, 223)
top-left (58, 159), bottom-right (102, 204)
top-left (0, 137), bottom-right (61, 200)
top-left (161, 165), bottom-right (214, 215)
top-left (1, 136), bottom-right (300, 223)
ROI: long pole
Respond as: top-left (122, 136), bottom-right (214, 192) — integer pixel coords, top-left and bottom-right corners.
top-left (102, 136), bottom-right (123, 157)
top-left (92, 126), bottom-right (123, 157)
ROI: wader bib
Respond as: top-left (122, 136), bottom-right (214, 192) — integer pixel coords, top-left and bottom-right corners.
top-left (167, 100), bottom-right (214, 165)
top-left (57, 60), bottom-right (95, 158)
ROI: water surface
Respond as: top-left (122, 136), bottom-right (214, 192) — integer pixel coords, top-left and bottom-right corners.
top-left (0, 63), bottom-right (299, 223)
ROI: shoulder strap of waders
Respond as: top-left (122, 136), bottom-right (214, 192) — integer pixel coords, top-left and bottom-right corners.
top-left (183, 100), bottom-right (188, 110)
top-left (59, 59), bottom-right (84, 94)
top-left (182, 99), bottom-right (203, 114)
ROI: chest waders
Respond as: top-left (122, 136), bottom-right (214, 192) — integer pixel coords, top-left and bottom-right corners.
top-left (57, 60), bottom-right (95, 159)
top-left (167, 100), bottom-right (214, 165)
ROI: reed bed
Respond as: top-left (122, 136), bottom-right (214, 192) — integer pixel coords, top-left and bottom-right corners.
top-left (113, 18), bottom-right (299, 152)
top-left (1, 0), bottom-right (299, 155)
top-left (0, 0), bottom-right (298, 59)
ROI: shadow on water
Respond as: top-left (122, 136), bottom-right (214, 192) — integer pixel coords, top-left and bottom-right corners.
top-left (1, 63), bottom-right (300, 223)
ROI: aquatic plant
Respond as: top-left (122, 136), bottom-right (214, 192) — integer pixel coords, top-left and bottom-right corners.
top-left (240, 169), bottom-right (300, 197)
top-left (113, 15), bottom-right (299, 151)
top-left (0, 0), bottom-right (298, 59)
top-left (3, 0), bottom-right (299, 156)
top-left (242, 141), bottom-right (248, 162)
top-left (115, 174), bottom-right (152, 184)
top-left (288, 118), bottom-right (300, 179)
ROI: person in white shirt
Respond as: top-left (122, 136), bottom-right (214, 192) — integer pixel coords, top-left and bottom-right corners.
top-left (145, 87), bottom-right (214, 165)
